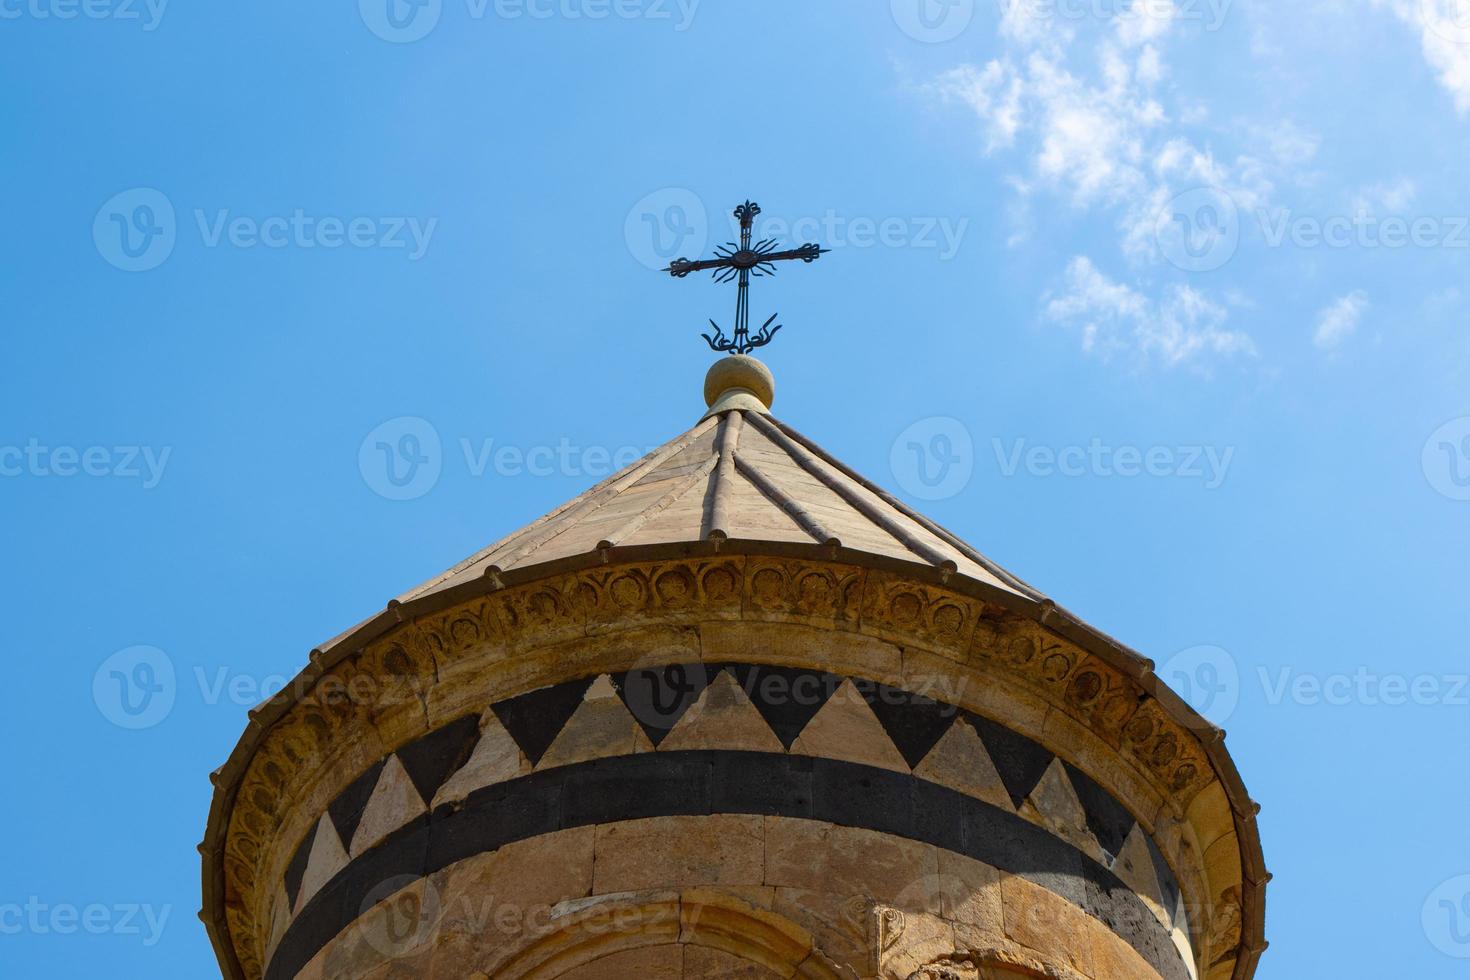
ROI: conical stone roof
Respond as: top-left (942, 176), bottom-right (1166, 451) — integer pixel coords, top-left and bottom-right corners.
top-left (395, 405), bottom-right (1038, 608)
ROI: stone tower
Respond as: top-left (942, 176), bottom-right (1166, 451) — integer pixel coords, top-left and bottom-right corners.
top-left (201, 356), bottom-right (1267, 980)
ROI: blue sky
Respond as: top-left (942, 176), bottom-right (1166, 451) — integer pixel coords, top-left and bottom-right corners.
top-left (3, 0), bottom-right (1469, 975)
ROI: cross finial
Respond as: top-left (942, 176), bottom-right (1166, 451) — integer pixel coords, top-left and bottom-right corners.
top-left (665, 199), bottom-right (828, 356)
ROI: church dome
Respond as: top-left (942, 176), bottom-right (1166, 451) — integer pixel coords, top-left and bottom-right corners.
top-left (201, 357), bottom-right (1267, 980)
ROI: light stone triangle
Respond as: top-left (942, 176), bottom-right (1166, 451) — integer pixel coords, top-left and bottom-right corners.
top-left (1169, 888), bottom-right (1195, 979)
top-left (538, 674), bottom-right (654, 770)
top-left (266, 882), bottom-right (291, 962)
top-left (658, 669), bottom-right (786, 753)
top-left (433, 711), bottom-right (532, 808)
top-left (349, 754), bottom-right (427, 858)
top-left (1112, 823), bottom-right (1169, 927)
top-left (912, 715), bottom-right (1015, 812)
top-left (789, 678), bottom-right (909, 773)
top-left (297, 816), bottom-right (348, 911)
top-left (1020, 758), bottom-right (1105, 864)
top-left (1172, 915), bottom-right (1200, 980)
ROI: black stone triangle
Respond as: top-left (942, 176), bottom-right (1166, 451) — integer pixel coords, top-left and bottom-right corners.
top-left (282, 820), bottom-right (319, 911)
top-left (1063, 762), bottom-right (1137, 860)
top-left (396, 713), bottom-right (483, 805)
top-left (859, 682), bottom-right (960, 769)
top-left (1146, 834), bottom-right (1182, 925)
top-left (729, 664), bottom-right (842, 749)
top-left (491, 677), bottom-right (595, 766)
top-left (611, 663), bottom-right (713, 747)
top-left (965, 712), bottom-right (1055, 810)
top-left (325, 757), bottom-right (387, 852)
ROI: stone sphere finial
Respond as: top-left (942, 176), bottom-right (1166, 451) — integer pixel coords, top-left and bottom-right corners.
top-left (703, 355), bottom-right (775, 417)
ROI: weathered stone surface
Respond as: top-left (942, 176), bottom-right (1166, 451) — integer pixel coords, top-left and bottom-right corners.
top-left (593, 816), bottom-right (766, 893)
top-left (765, 817), bottom-right (940, 914)
top-left (999, 874), bottom-right (1093, 978)
top-left (683, 944), bottom-right (785, 978)
top-left (556, 943), bottom-right (683, 979)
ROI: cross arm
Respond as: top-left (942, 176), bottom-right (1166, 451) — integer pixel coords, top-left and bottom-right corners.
top-left (665, 255), bottom-right (737, 278)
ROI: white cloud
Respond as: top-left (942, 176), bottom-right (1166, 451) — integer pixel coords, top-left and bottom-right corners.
top-left (926, 0), bottom-right (1319, 369)
top-left (1377, 0), bottom-right (1470, 112)
top-left (1313, 291), bottom-right (1370, 350)
top-left (1045, 256), bottom-right (1258, 367)
top-left (1352, 176), bottom-right (1418, 214)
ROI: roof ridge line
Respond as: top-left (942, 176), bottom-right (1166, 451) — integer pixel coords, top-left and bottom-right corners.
top-left (704, 410), bottom-right (743, 540)
top-left (495, 414), bottom-right (722, 572)
top-left (744, 411), bottom-right (956, 574)
top-left (399, 420), bottom-right (720, 602)
top-left (401, 415), bottom-right (720, 597)
top-left (768, 416), bottom-right (1044, 599)
top-left (732, 448), bottom-right (841, 547)
top-left (597, 453), bottom-right (720, 551)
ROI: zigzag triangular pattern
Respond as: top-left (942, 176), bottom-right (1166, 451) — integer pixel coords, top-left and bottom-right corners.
top-left (729, 664), bottom-right (842, 749)
top-left (658, 669), bottom-right (786, 753)
top-left (326, 758), bottom-right (386, 849)
top-left (859, 681), bottom-right (960, 769)
top-left (349, 755), bottom-right (426, 857)
top-left (395, 713), bottom-right (482, 804)
top-left (297, 815), bottom-right (348, 912)
top-left (281, 821), bottom-right (318, 912)
top-left (913, 715), bottom-right (1015, 811)
top-left (491, 677), bottom-right (595, 766)
top-left (539, 675), bottom-right (654, 768)
top-left (790, 678), bottom-right (910, 772)
top-left (965, 711), bottom-right (1055, 810)
top-left (299, 661), bottom-right (1184, 934)
top-left (1064, 761), bottom-right (1139, 861)
top-left (611, 663), bottom-right (714, 747)
top-left (1146, 833), bottom-right (1183, 928)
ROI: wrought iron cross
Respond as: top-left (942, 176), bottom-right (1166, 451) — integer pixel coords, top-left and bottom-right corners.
top-left (665, 200), bottom-right (827, 356)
